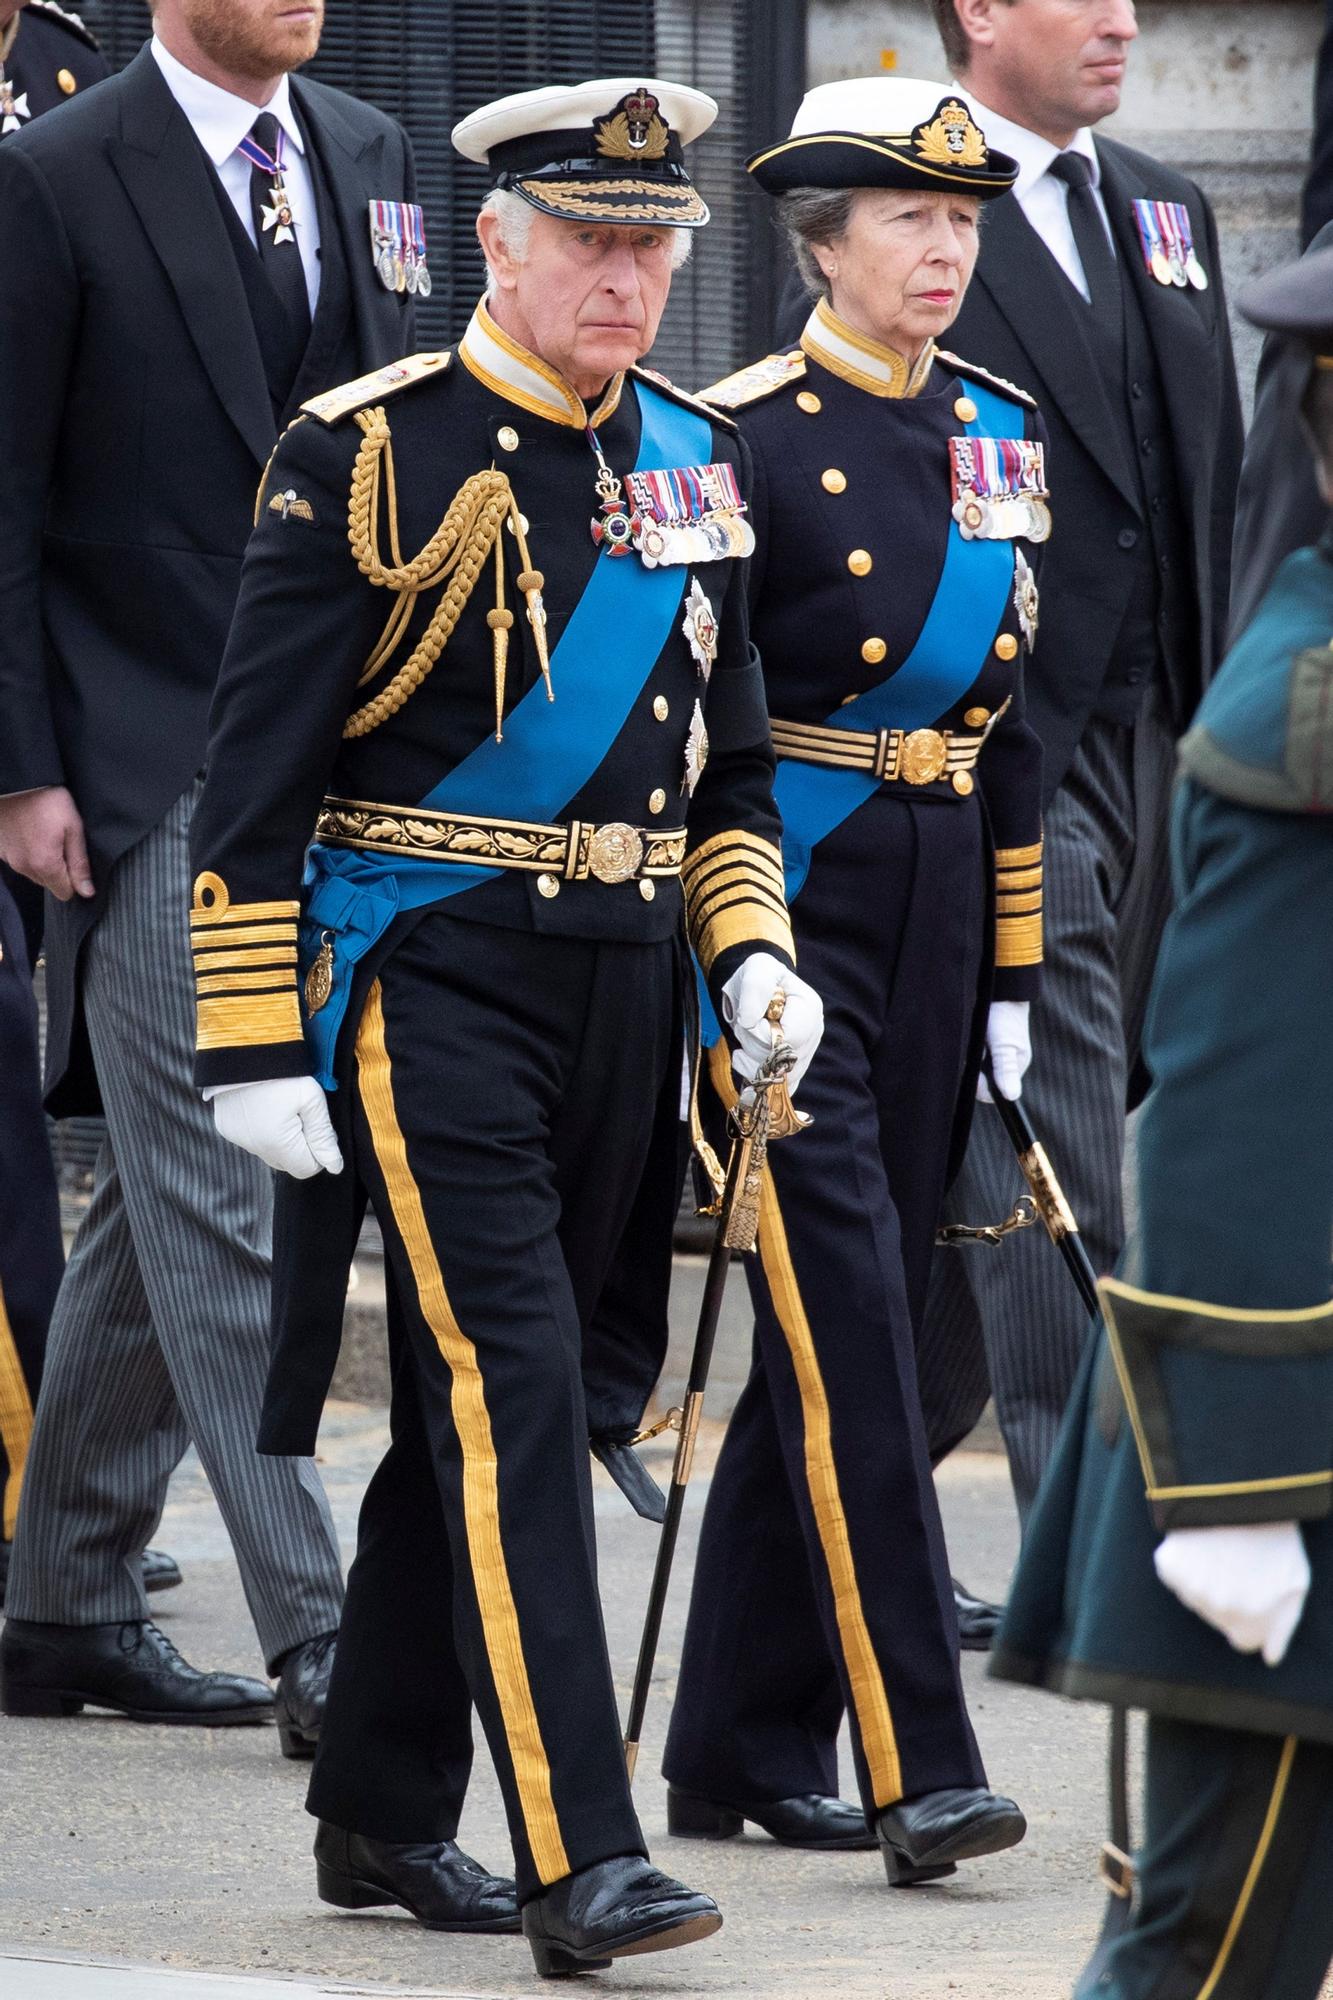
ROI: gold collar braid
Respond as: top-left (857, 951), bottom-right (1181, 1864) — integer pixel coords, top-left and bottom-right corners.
top-left (342, 406), bottom-right (551, 741)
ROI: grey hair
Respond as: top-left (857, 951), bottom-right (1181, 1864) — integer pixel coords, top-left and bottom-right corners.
top-left (777, 188), bottom-right (858, 301)
top-left (478, 187), bottom-right (693, 294)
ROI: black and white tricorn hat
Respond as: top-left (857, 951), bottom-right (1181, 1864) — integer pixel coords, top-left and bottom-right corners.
top-left (452, 77), bottom-right (718, 228)
top-left (748, 76), bottom-right (1017, 200)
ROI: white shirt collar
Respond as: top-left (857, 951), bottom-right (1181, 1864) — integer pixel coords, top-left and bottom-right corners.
top-left (151, 35), bottom-right (305, 169)
top-left (952, 84), bottom-right (1099, 203)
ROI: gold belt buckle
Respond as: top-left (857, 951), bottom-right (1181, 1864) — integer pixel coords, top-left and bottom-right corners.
top-left (587, 822), bottom-right (645, 884)
top-left (900, 728), bottom-right (949, 785)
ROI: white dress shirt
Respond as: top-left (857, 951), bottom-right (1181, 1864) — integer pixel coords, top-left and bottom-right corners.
top-left (955, 88), bottom-right (1113, 304)
top-left (151, 35), bottom-right (321, 314)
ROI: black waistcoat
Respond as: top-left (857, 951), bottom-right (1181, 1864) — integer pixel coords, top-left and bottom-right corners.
top-left (204, 123), bottom-right (351, 427)
top-left (1079, 251), bottom-right (1191, 723)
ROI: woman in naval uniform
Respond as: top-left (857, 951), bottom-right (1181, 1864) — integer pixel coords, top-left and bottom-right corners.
top-left (664, 77), bottom-right (1045, 1888)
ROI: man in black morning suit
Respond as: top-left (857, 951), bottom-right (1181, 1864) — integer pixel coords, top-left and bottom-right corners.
top-left (0, 0), bottom-right (415, 1744)
top-left (910, 0), bottom-right (1243, 1547)
top-left (0, 0), bottom-right (182, 1611)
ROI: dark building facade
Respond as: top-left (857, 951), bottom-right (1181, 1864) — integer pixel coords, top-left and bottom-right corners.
top-left (76, 0), bottom-right (808, 382)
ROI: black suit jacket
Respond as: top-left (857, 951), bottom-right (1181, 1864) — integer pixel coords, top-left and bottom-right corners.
top-left (948, 139), bottom-right (1242, 801)
top-left (0, 45), bottom-right (416, 1104)
top-left (1228, 220), bottom-right (1333, 646)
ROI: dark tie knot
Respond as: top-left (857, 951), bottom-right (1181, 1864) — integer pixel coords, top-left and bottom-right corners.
top-left (249, 111), bottom-right (281, 158)
top-left (1049, 150), bottom-right (1094, 193)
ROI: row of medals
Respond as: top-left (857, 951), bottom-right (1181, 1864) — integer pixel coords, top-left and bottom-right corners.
top-left (374, 239), bottom-right (432, 298)
top-left (953, 491), bottom-right (1053, 544)
top-left (1151, 243), bottom-right (1207, 292)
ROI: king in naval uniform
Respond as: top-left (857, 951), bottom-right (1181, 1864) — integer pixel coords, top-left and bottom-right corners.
top-left (663, 77), bottom-right (1041, 1888)
top-left (992, 246), bottom-right (1333, 2000)
top-left (186, 77), bottom-right (824, 1979)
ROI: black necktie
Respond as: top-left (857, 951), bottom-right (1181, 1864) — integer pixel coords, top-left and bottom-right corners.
top-left (246, 111), bottom-right (311, 349)
top-left (1048, 150), bottom-right (1121, 325)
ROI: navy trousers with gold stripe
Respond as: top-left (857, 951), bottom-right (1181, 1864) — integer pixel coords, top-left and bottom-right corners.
top-left (1082, 1720), bottom-right (1333, 2000)
top-left (306, 914), bottom-right (678, 1900)
top-left (0, 872), bottom-right (61, 1546)
top-left (665, 795), bottom-right (988, 1815)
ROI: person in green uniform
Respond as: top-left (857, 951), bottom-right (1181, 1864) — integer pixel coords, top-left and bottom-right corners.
top-left (991, 245), bottom-right (1333, 2000)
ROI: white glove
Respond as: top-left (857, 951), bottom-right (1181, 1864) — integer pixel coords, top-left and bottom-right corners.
top-left (1154, 1522), bottom-right (1312, 1667)
top-left (721, 953), bottom-right (824, 1095)
top-left (977, 999), bottom-right (1032, 1104)
top-left (210, 1077), bottom-right (344, 1181)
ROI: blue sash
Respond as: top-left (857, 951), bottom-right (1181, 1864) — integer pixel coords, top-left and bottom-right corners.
top-left (302, 381), bottom-right (713, 1086)
top-left (776, 378), bottom-right (1020, 903)
top-left (700, 377), bottom-right (1021, 1047)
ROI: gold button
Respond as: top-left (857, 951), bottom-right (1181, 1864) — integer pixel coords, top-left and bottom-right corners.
top-left (954, 395), bottom-right (978, 423)
top-left (57, 67), bottom-right (78, 94)
top-left (796, 391), bottom-right (822, 414)
top-left (861, 637), bottom-right (887, 665)
top-left (497, 426), bottom-right (520, 453)
top-left (995, 633), bottom-right (1019, 661)
top-left (653, 696), bottom-right (669, 722)
top-left (639, 879), bottom-right (657, 902)
top-left (648, 788), bottom-right (666, 815)
top-left (537, 873), bottom-right (560, 899)
top-left (422, 353), bottom-right (445, 368)
top-left (952, 770), bottom-right (975, 797)
top-left (821, 468), bottom-right (847, 494)
top-left (964, 706), bottom-right (990, 728)
top-left (847, 548), bottom-right (873, 577)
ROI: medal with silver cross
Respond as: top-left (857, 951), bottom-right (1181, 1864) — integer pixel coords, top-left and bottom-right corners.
top-left (238, 125), bottom-right (299, 246)
top-left (0, 72), bottom-right (29, 134)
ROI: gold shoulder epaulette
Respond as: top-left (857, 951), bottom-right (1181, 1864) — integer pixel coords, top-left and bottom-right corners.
top-left (698, 351), bottom-right (807, 412)
top-left (935, 350), bottom-right (1037, 411)
top-left (302, 351), bottom-right (451, 426)
top-left (632, 364), bottom-right (737, 431)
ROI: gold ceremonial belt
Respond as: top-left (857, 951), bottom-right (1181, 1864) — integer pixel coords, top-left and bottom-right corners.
top-left (315, 799), bottom-right (687, 885)
top-left (770, 718), bottom-right (988, 793)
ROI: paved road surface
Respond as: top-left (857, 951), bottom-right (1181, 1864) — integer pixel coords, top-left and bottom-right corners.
top-left (0, 1401), bottom-right (1121, 2000)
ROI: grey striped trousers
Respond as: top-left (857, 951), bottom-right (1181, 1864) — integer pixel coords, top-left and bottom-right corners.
top-left (916, 705), bottom-right (1177, 1523)
top-left (7, 786), bottom-right (343, 1668)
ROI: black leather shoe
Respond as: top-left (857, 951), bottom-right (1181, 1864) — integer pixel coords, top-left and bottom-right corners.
top-left (876, 1787), bottom-right (1026, 1885)
top-left (274, 1631), bottom-right (336, 1760)
top-left (0, 1619), bottom-right (273, 1725)
top-left (952, 1578), bottom-right (1003, 1652)
top-left (142, 1548), bottom-right (183, 1595)
top-left (0, 1542), bottom-right (181, 1609)
top-left (314, 1820), bottom-right (519, 1933)
top-left (667, 1785), bottom-right (875, 1851)
top-left (522, 1854), bottom-right (721, 1978)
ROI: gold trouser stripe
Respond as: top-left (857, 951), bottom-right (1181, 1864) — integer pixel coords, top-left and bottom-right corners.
top-left (1195, 1736), bottom-right (1297, 2000)
top-left (0, 1278), bottom-right (35, 1539)
top-left (708, 1044), bottom-right (902, 1805)
top-left (356, 982), bottom-right (570, 1885)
